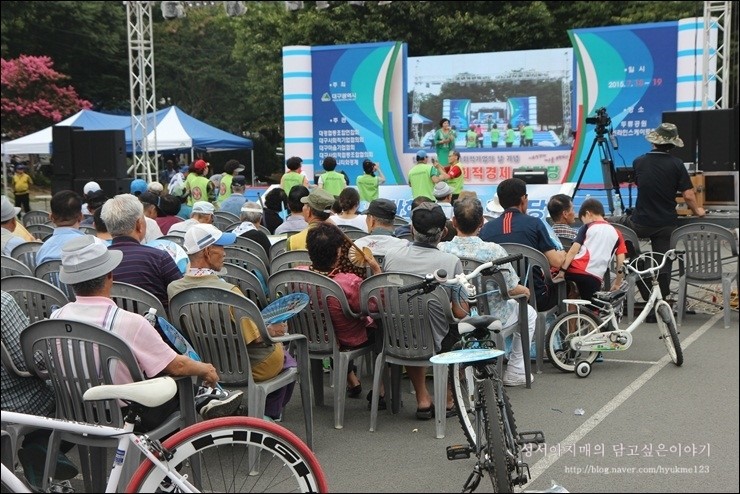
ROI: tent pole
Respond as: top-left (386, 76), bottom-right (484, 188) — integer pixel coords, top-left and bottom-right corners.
top-left (251, 150), bottom-right (255, 187)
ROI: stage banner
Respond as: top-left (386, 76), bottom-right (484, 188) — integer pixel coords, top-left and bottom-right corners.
top-left (309, 42), bottom-right (407, 185)
top-left (567, 21), bottom-right (680, 185)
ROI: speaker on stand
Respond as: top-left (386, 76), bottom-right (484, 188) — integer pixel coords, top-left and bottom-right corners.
top-left (698, 108), bottom-right (737, 172)
top-left (661, 111), bottom-right (698, 165)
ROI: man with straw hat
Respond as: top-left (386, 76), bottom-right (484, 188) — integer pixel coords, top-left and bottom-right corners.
top-left (53, 235), bottom-right (243, 424)
top-left (612, 122), bottom-right (705, 317)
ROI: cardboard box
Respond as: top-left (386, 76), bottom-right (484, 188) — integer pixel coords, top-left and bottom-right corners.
top-left (676, 173), bottom-right (704, 216)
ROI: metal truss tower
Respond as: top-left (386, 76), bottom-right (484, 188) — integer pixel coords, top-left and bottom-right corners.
top-left (126, 1), bottom-right (158, 183)
top-left (703, 1), bottom-right (733, 109)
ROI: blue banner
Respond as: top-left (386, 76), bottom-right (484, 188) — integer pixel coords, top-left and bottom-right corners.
top-left (568, 22), bottom-right (679, 184)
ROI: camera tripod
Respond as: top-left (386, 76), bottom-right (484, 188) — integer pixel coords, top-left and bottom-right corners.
top-left (571, 129), bottom-right (625, 215)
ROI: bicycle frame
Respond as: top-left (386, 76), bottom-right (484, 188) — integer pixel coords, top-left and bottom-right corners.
top-left (566, 250), bottom-right (681, 352)
top-left (0, 411), bottom-right (197, 493)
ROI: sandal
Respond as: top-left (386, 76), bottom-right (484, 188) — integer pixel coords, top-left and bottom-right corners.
top-left (347, 383), bottom-right (362, 398)
top-left (366, 391), bottom-right (387, 411)
top-left (415, 404), bottom-right (434, 420)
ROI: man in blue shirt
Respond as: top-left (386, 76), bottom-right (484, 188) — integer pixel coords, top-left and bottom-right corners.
top-left (479, 178), bottom-right (565, 310)
top-left (218, 175), bottom-right (248, 217)
top-left (35, 190), bottom-right (86, 265)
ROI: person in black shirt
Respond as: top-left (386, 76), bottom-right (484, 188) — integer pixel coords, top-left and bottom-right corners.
top-left (613, 123), bottom-right (705, 301)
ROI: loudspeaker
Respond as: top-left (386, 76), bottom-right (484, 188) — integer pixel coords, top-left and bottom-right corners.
top-left (51, 177), bottom-right (74, 196)
top-left (52, 126), bottom-right (83, 176)
top-left (662, 111), bottom-right (698, 164)
top-left (72, 130), bottom-right (128, 179)
top-left (73, 178), bottom-right (134, 199)
top-left (698, 109), bottom-right (737, 172)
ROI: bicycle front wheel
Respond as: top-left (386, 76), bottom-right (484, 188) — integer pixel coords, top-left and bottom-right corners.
top-left (126, 416), bottom-right (328, 493)
top-left (480, 380), bottom-right (514, 493)
top-left (451, 363), bottom-right (517, 451)
top-left (656, 301), bottom-right (683, 366)
top-left (546, 310), bottom-right (601, 373)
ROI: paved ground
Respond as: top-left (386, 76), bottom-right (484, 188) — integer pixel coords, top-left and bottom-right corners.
top-left (275, 309), bottom-right (738, 493)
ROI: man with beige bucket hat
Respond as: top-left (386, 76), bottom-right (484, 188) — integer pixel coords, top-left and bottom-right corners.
top-left (612, 122), bottom-right (705, 316)
top-left (51, 235), bottom-right (243, 427)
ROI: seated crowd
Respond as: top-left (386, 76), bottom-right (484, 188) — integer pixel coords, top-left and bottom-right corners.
top-left (2, 156), bottom-right (643, 489)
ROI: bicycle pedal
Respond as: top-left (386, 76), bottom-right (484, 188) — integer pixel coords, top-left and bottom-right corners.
top-left (517, 430), bottom-right (545, 446)
top-left (446, 444), bottom-right (472, 460)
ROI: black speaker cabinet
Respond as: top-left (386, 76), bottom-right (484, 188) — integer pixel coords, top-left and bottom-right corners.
top-left (698, 109), bottom-right (737, 172)
top-left (73, 178), bottom-right (134, 199)
top-left (72, 130), bottom-right (128, 179)
top-left (51, 126), bottom-right (83, 176)
top-left (662, 111), bottom-right (698, 164)
top-left (50, 177), bottom-right (74, 196)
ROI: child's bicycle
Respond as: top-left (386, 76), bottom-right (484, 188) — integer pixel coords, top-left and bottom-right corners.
top-left (1, 377), bottom-right (328, 493)
top-left (401, 254), bottom-right (545, 493)
top-left (545, 249), bottom-right (685, 378)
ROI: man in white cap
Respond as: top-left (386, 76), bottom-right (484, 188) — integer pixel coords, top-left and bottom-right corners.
top-left (81, 181), bottom-right (101, 215)
top-left (52, 235), bottom-right (243, 424)
top-left (613, 122), bottom-right (705, 309)
top-left (168, 200), bottom-right (215, 235)
top-left (232, 201), bottom-right (271, 258)
top-left (433, 181), bottom-right (454, 219)
top-left (1, 195), bottom-right (25, 255)
top-left (168, 224), bottom-right (295, 421)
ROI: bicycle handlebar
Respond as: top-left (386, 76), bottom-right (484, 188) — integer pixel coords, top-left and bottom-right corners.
top-left (625, 249), bottom-right (684, 277)
top-left (397, 253), bottom-right (523, 295)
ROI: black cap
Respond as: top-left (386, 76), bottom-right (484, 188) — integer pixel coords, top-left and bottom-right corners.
top-left (366, 199), bottom-right (397, 221)
top-left (411, 202), bottom-right (446, 235)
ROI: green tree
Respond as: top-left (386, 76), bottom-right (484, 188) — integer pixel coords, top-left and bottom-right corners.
top-left (1, 1), bottom-right (129, 111)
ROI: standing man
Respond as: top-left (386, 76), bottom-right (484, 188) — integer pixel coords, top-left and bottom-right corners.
top-left (185, 159), bottom-right (211, 206)
top-left (217, 159), bottom-right (245, 206)
top-left (614, 123), bottom-right (705, 302)
top-left (317, 156), bottom-right (346, 197)
top-left (523, 123), bottom-right (535, 147)
top-left (408, 150), bottom-right (450, 201)
top-left (445, 150), bottom-right (465, 201)
top-left (12, 164), bottom-right (33, 214)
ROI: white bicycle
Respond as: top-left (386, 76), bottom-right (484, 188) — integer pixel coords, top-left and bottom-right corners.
top-left (1, 377), bottom-right (328, 493)
top-left (545, 249), bottom-right (684, 378)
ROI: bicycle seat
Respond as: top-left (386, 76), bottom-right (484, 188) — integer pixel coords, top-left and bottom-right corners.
top-left (458, 315), bottom-right (502, 335)
top-left (83, 376), bottom-right (178, 408)
top-left (593, 290), bottom-right (627, 306)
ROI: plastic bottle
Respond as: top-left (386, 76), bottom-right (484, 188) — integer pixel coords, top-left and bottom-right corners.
top-left (613, 194), bottom-right (622, 216)
top-left (144, 308), bottom-right (158, 327)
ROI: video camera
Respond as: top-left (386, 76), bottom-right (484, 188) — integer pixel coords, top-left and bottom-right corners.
top-left (585, 107), bottom-right (612, 133)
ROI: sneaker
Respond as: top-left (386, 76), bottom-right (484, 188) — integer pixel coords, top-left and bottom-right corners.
top-left (198, 389), bottom-right (244, 420)
top-left (503, 371), bottom-right (534, 387)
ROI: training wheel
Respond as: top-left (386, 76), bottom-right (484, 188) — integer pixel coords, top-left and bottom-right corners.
top-left (575, 360), bottom-right (591, 378)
